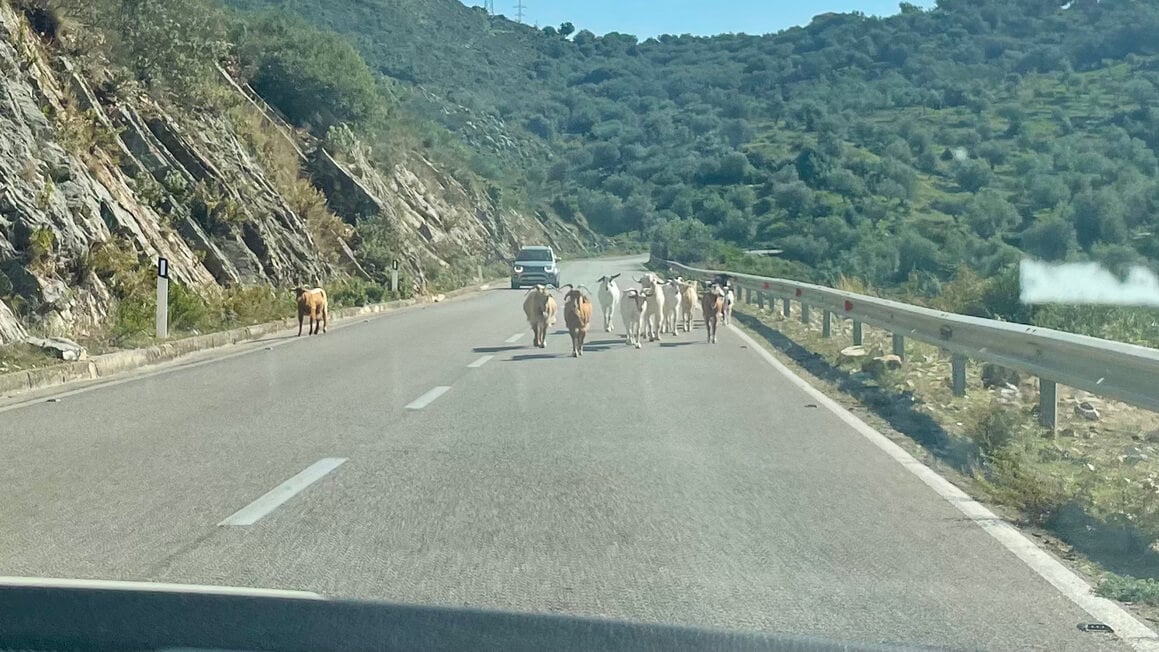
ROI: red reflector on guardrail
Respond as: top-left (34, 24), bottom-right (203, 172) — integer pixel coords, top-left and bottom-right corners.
top-left (795, 288), bottom-right (802, 297)
top-left (844, 300), bottom-right (853, 311)
top-left (763, 282), bottom-right (770, 289)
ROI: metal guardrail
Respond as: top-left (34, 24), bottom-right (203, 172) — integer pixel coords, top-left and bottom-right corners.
top-left (660, 259), bottom-right (1159, 427)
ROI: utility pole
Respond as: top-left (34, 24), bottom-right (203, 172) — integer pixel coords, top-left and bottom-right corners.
top-left (514, 0), bottom-right (525, 23)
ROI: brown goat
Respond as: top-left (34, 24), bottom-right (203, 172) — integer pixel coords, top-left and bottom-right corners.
top-left (561, 284), bottom-right (593, 358)
top-left (294, 286), bottom-right (329, 336)
top-left (522, 285), bottom-right (557, 349)
top-left (701, 284), bottom-right (724, 344)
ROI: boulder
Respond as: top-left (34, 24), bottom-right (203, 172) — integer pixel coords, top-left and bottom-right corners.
top-left (982, 363), bottom-right (1020, 389)
top-left (839, 345), bottom-right (868, 364)
top-left (25, 335), bottom-right (86, 361)
top-left (1073, 401), bottom-right (1100, 421)
top-left (876, 354), bottom-right (903, 369)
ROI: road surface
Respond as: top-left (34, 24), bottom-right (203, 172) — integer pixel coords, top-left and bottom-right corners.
top-left (0, 255), bottom-right (1141, 651)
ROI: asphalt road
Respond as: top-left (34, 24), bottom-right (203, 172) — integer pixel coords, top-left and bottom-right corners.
top-left (0, 255), bottom-right (1141, 651)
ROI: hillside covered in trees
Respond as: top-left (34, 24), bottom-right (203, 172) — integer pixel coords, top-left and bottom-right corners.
top-left (225, 0), bottom-right (1159, 328)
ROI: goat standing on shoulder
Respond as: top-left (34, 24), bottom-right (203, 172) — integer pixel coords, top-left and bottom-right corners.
top-left (294, 286), bottom-right (329, 336)
top-left (701, 284), bottom-right (725, 344)
top-left (522, 284), bottom-right (557, 349)
top-left (596, 273), bottom-right (621, 333)
top-left (560, 284), bottom-right (593, 358)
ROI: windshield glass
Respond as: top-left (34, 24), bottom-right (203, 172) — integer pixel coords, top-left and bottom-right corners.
top-left (3, 1), bottom-right (1158, 651)
top-left (515, 249), bottom-right (553, 262)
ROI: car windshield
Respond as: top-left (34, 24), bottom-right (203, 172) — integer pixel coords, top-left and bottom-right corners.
top-left (515, 249), bottom-right (553, 262)
top-left (4, 1), bottom-right (1159, 652)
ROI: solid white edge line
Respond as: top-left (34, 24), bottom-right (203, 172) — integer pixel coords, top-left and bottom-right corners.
top-left (728, 323), bottom-right (1159, 651)
top-left (505, 332), bottom-right (526, 343)
top-left (468, 355), bottom-right (494, 368)
top-left (405, 386), bottom-right (451, 410)
top-left (218, 458), bottom-right (347, 527)
top-left (0, 576), bottom-right (324, 599)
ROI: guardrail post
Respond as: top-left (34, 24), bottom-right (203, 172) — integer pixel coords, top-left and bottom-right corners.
top-left (852, 320), bottom-right (863, 345)
top-left (757, 293), bottom-right (765, 309)
top-left (822, 310), bottom-right (832, 337)
top-left (891, 334), bottom-right (905, 359)
top-left (801, 303), bottom-right (810, 324)
top-left (1038, 379), bottom-right (1058, 430)
top-left (951, 355), bottom-right (967, 397)
top-left (744, 288), bottom-right (752, 304)
top-left (782, 298), bottom-right (791, 318)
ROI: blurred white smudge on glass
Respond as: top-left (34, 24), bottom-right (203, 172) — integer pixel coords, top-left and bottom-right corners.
top-left (1020, 259), bottom-right (1159, 307)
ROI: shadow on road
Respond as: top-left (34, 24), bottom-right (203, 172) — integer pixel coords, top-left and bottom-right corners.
top-left (509, 353), bottom-right (562, 361)
top-left (733, 311), bottom-right (1159, 581)
top-left (264, 334), bottom-right (300, 343)
top-left (659, 341), bottom-right (696, 348)
top-left (473, 345), bottom-right (524, 353)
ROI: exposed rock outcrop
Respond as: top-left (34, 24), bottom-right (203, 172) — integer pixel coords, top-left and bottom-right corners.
top-left (0, 1), bottom-right (587, 345)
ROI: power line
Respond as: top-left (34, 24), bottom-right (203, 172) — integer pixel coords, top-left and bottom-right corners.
top-left (514, 0), bottom-right (525, 23)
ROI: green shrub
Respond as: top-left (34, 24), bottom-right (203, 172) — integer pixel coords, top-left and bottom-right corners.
top-left (167, 281), bottom-right (211, 332)
top-left (964, 401), bottom-right (1022, 456)
top-left (112, 295), bottom-right (154, 343)
top-left (221, 286), bottom-right (293, 326)
top-left (1097, 574), bottom-right (1159, 606)
top-left (981, 448), bottom-right (1083, 525)
top-left (328, 277), bottom-right (389, 308)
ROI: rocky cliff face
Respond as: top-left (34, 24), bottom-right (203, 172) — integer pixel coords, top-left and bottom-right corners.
top-left (0, 0), bottom-right (585, 346)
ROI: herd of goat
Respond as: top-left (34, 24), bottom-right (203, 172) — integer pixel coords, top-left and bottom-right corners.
top-left (291, 272), bottom-right (739, 359)
top-left (521, 272), bottom-right (737, 358)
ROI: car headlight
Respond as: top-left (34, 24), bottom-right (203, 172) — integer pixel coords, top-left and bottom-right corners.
top-left (544, 265), bottom-right (556, 273)
top-left (513, 265), bottom-right (524, 273)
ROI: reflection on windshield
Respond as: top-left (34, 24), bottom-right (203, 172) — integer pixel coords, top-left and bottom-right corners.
top-left (516, 249), bottom-right (553, 261)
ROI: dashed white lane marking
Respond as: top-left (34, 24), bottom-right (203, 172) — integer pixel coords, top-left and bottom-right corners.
top-left (218, 458), bottom-right (347, 527)
top-left (468, 355), bottom-right (494, 368)
top-left (505, 332), bottom-right (525, 344)
top-left (729, 324), bottom-right (1159, 651)
top-left (405, 386), bottom-right (451, 410)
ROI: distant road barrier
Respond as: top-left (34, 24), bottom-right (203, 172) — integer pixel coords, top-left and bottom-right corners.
top-left (658, 259), bottom-right (1159, 427)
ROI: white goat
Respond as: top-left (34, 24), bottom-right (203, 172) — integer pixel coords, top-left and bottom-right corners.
top-left (620, 288), bottom-right (649, 349)
top-left (722, 286), bottom-right (736, 325)
top-left (636, 273), bottom-right (665, 342)
top-left (678, 280), bottom-right (698, 333)
top-left (596, 273), bottom-right (621, 333)
top-left (661, 279), bottom-right (681, 336)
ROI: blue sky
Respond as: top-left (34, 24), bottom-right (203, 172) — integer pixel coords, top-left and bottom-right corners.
top-left (462, 1), bottom-right (937, 38)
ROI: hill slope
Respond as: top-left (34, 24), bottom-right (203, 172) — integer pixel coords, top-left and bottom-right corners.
top-left (229, 0), bottom-right (1159, 284)
top-left (0, 0), bottom-right (589, 349)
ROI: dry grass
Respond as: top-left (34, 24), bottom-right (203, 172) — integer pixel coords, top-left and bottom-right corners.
top-left (227, 103), bottom-right (353, 265)
top-left (0, 342), bottom-right (59, 373)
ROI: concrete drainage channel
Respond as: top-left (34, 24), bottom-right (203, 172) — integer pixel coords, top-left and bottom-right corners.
top-left (0, 278), bottom-right (506, 398)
